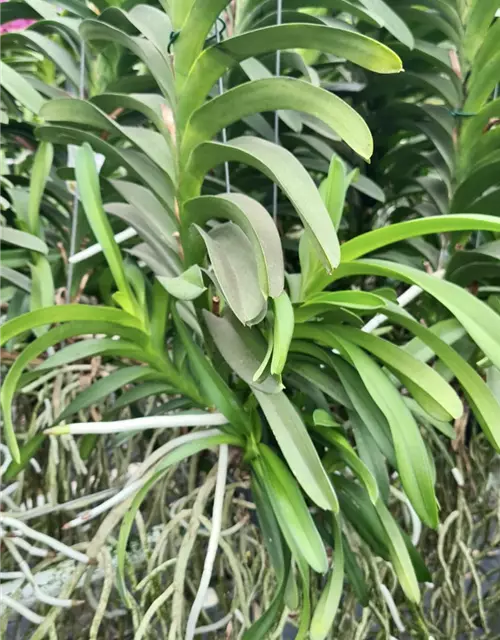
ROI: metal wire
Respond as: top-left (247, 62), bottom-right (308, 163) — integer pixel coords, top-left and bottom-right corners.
top-left (272, 0), bottom-right (283, 224)
top-left (66, 39), bottom-right (86, 302)
top-left (216, 17), bottom-right (231, 194)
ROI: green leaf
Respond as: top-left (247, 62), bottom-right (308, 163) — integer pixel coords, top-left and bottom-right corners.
top-left (28, 141), bottom-right (53, 236)
top-left (58, 366), bottom-right (159, 422)
top-left (359, 0), bottom-right (414, 49)
top-left (75, 143), bottom-right (139, 319)
top-left (463, 0), bottom-right (498, 62)
top-left (302, 329), bottom-right (437, 527)
top-left (319, 155), bottom-right (346, 230)
top-left (183, 193), bottom-right (284, 299)
top-left (29, 256), bottom-right (54, 318)
top-left (336, 259), bottom-right (500, 374)
top-left (340, 214), bottom-right (500, 263)
top-left (0, 60), bottom-right (45, 114)
top-left (172, 305), bottom-right (251, 435)
top-left (203, 310), bottom-right (280, 394)
top-left (375, 498), bottom-right (420, 602)
top-left (0, 227), bottom-right (48, 254)
top-left (0, 266), bottom-right (31, 293)
top-left (320, 428), bottom-right (378, 503)
top-left (181, 78), bottom-right (373, 165)
top-left (3, 434), bottom-right (45, 481)
top-left (254, 445), bottom-right (328, 573)
top-left (0, 304), bottom-right (145, 346)
top-left (313, 409), bottom-right (340, 428)
top-left (343, 535), bottom-right (369, 605)
top-left (351, 412), bottom-right (390, 502)
top-left (178, 23), bottom-right (402, 127)
top-left (271, 292), bottom-right (294, 377)
top-left (196, 222), bottom-right (266, 325)
top-left (310, 515), bottom-right (344, 640)
top-left (157, 265), bottom-right (206, 301)
top-left (328, 325), bottom-right (463, 421)
top-left (302, 290), bottom-right (387, 310)
top-left (253, 389), bottom-right (338, 512)
top-left (383, 302), bottom-right (500, 452)
top-left (184, 137), bottom-right (340, 273)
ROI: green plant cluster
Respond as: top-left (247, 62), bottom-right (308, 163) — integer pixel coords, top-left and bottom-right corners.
top-left (1, 0), bottom-right (500, 637)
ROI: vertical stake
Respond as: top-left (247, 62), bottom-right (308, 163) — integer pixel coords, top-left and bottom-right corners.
top-left (216, 17), bottom-right (231, 194)
top-left (66, 40), bottom-right (86, 302)
top-left (272, 0), bottom-right (283, 225)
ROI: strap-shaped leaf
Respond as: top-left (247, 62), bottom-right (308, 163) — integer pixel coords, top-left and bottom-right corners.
top-left (0, 60), bottom-right (45, 114)
top-left (463, 0), bottom-right (498, 62)
top-left (341, 214), bottom-right (500, 263)
top-left (254, 446), bottom-right (328, 573)
top-left (180, 77), bottom-right (373, 163)
top-left (270, 292), bottom-right (294, 377)
top-left (310, 515), bottom-right (344, 640)
top-left (0, 227), bottom-right (48, 254)
top-left (158, 265), bottom-right (206, 301)
top-left (80, 19), bottom-right (174, 102)
top-left (196, 222), bottom-right (266, 325)
top-left (0, 320), bottom-right (146, 463)
top-left (203, 310), bottom-right (280, 393)
top-left (183, 193), bottom-right (284, 298)
top-left (184, 137), bottom-right (340, 272)
top-left (330, 335), bottom-right (438, 527)
top-left (40, 99), bottom-right (175, 179)
top-left (384, 303), bottom-right (500, 451)
top-left (27, 141), bottom-right (53, 236)
top-left (172, 305), bottom-right (252, 435)
top-left (75, 143), bottom-right (139, 319)
top-left (359, 0), bottom-right (414, 49)
top-left (254, 388), bottom-right (338, 512)
top-left (327, 325), bottom-right (463, 421)
top-left (178, 23), bottom-right (402, 126)
top-left (335, 259), bottom-right (500, 373)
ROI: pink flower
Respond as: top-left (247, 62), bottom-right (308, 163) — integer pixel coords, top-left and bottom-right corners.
top-left (0, 0), bottom-right (36, 34)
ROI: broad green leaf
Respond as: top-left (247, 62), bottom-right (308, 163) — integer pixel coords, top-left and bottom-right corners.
top-left (184, 137), bottom-right (340, 273)
top-left (328, 325), bottom-right (463, 421)
top-left (40, 99), bottom-right (175, 179)
top-left (0, 227), bottom-right (48, 254)
top-left (465, 50), bottom-right (500, 112)
top-left (75, 143), bottom-right (139, 319)
top-left (178, 23), bottom-right (402, 127)
top-left (196, 222), bottom-right (266, 325)
top-left (351, 412), bottom-right (390, 502)
top-left (255, 446), bottom-right (328, 573)
top-left (0, 60), bottom-right (45, 114)
top-left (1, 31), bottom-right (80, 88)
top-left (183, 193), bottom-right (284, 298)
top-left (203, 310), bottom-right (280, 394)
top-left (271, 292), bottom-right (294, 377)
top-left (244, 475), bottom-right (289, 640)
top-left (310, 515), bottom-right (344, 640)
top-left (253, 388), bottom-right (338, 512)
top-left (181, 78), bottom-right (373, 164)
top-left (157, 265), bottom-right (206, 301)
top-left (340, 214), bottom-right (500, 263)
top-left (375, 498), bottom-right (420, 602)
top-left (27, 141), bottom-right (53, 236)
